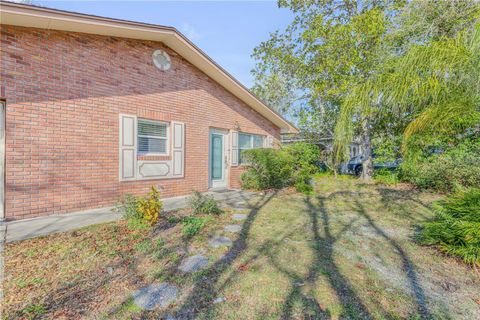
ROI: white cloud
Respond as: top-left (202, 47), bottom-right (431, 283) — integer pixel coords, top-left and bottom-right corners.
top-left (180, 23), bottom-right (202, 41)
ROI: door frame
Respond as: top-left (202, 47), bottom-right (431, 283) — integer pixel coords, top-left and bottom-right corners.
top-left (208, 128), bottom-right (229, 189)
top-left (0, 100), bottom-right (5, 221)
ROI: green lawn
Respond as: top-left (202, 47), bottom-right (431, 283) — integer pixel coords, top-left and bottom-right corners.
top-left (4, 175), bottom-right (480, 319)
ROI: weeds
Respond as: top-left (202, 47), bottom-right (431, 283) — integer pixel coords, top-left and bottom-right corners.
top-left (188, 190), bottom-right (223, 215)
top-left (181, 216), bottom-right (206, 238)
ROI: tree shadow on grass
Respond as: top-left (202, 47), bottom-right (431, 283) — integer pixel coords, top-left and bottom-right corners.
top-left (276, 190), bottom-right (436, 320)
top-left (350, 196), bottom-right (434, 319)
top-left (277, 195), bottom-right (372, 320)
top-left (375, 187), bottom-right (434, 221)
top-left (172, 192), bottom-right (276, 319)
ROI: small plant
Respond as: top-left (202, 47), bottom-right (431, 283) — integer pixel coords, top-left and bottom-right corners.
top-left (181, 216), bottom-right (206, 238)
top-left (166, 215), bottom-right (180, 224)
top-left (419, 188), bottom-right (480, 266)
top-left (155, 237), bottom-right (165, 248)
top-left (116, 187), bottom-right (163, 225)
top-left (188, 190), bottom-right (223, 215)
top-left (115, 194), bottom-right (139, 220)
top-left (21, 304), bottom-right (46, 319)
top-left (136, 187), bottom-right (163, 225)
top-left (135, 239), bottom-right (152, 254)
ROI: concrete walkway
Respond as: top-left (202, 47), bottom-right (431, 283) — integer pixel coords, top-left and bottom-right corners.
top-left (3, 189), bottom-right (257, 243)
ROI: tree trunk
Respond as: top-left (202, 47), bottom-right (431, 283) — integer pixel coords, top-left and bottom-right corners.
top-left (361, 117), bottom-right (373, 181)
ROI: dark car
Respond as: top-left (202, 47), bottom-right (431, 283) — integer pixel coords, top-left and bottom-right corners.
top-left (347, 155), bottom-right (401, 176)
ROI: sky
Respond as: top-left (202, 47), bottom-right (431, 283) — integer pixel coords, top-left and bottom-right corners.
top-left (30, 0), bottom-right (295, 88)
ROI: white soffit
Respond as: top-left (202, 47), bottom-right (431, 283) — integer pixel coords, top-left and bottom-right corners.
top-left (0, 2), bottom-right (298, 133)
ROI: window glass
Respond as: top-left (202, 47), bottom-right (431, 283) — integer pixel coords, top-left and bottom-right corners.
top-left (238, 133), bottom-right (264, 164)
top-left (239, 133), bottom-right (251, 148)
top-left (137, 119), bottom-right (168, 154)
top-left (253, 135), bottom-right (264, 148)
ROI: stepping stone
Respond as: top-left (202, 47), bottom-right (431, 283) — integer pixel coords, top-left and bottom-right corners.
top-left (133, 283), bottom-right (179, 310)
top-left (209, 236), bottom-right (232, 248)
top-left (224, 224), bottom-right (242, 233)
top-left (232, 214), bottom-right (247, 221)
top-left (178, 254), bottom-right (209, 273)
top-left (213, 297), bottom-right (226, 304)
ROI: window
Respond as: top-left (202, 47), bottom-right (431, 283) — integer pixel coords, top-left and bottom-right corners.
top-left (238, 133), bottom-right (264, 164)
top-left (137, 119), bottom-right (168, 155)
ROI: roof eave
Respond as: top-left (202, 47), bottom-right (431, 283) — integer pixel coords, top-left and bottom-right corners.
top-left (0, 1), bottom-right (298, 133)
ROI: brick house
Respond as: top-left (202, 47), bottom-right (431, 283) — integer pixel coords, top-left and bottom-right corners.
top-left (0, 2), bottom-right (297, 221)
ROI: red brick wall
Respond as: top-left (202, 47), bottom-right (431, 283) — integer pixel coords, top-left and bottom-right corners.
top-left (0, 25), bottom-right (280, 220)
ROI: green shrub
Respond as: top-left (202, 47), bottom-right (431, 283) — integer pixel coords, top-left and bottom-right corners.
top-left (419, 188), bottom-right (480, 266)
top-left (283, 142), bottom-right (320, 172)
top-left (181, 216), bottom-right (206, 238)
top-left (284, 142), bottom-right (320, 193)
top-left (115, 194), bottom-right (139, 219)
top-left (293, 168), bottom-right (314, 194)
top-left (240, 143), bottom-right (320, 193)
top-left (374, 169), bottom-right (399, 185)
top-left (188, 190), bottom-right (223, 215)
top-left (116, 187), bottom-right (163, 226)
top-left (240, 148), bottom-right (294, 190)
top-left (400, 138), bottom-right (480, 192)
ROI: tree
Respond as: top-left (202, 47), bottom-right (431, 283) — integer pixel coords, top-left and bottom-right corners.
top-left (252, 0), bottom-right (399, 178)
top-left (333, 0), bottom-right (480, 177)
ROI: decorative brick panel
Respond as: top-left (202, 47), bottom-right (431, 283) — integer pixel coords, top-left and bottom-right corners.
top-left (0, 25), bottom-right (280, 220)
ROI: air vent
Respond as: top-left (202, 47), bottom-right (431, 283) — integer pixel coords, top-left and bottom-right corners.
top-left (152, 50), bottom-right (171, 71)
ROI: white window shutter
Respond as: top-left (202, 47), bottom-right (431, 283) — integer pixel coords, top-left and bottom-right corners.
top-left (230, 130), bottom-right (238, 166)
top-left (267, 135), bottom-right (274, 148)
top-left (119, 114), bottom-right (137, 181)
top-left (172, 121), bottom-right (185, 177)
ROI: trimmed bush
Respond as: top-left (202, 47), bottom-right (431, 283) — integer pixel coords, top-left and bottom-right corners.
top-left (419, 188), bottom-right (480, 266)
top-left (188, 190), bottom-right (223, 215)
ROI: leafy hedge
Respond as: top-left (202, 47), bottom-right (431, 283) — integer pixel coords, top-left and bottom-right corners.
top-left (419, 188), bottom-right (480, 266)
top-left (400, 138), bottom-right (480, 192)
top-left (240, 142), bottom-right (320, 193)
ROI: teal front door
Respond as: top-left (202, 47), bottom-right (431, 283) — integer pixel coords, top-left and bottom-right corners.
top-left (210, 130), bottom-right (227, 188)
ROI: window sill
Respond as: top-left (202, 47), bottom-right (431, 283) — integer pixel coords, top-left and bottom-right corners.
top-left (138, 153), bottom-right (169, 157)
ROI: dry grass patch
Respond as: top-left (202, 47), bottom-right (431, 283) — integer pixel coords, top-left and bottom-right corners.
top-left (4, 177), bottom-right (480, 319)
